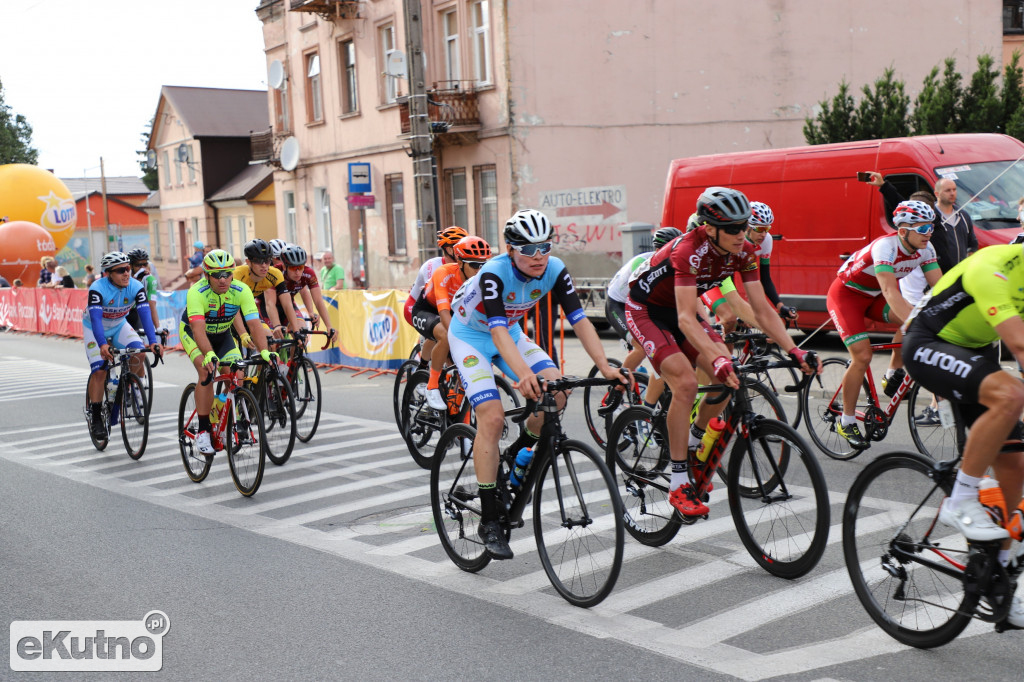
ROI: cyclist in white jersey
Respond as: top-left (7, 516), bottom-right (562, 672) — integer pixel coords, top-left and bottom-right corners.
top-left (404, 226), bottom-right (467, 364)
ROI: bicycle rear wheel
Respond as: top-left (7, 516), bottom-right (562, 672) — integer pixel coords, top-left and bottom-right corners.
top-left (534, 439), bottom-right (625, 607)
top-left (143, 354), bottom-right (154, 410)
top-left (801, 357), bottom-right (867, 460)
top-left (605, 406), bottom-right (680, 546)
top-left (226, 387), bottom-right (266, 497)
top-left (178, 383), bottom-right (211, 483)
top-left (843, 451), bottom-right (975, 648)
top-left (430, 423), bottom-right (492, 572)
top-left (292, 357), bottom-right (322, 443)
top-left (727, 419), bottom-right (829, 579)
top-left (84, 374), bottom-right (110, 451)
top-left (907, 383), bottom-right (964, 463)
top-left (401, 369), bottom-right (445, 469)
top-left (392, 359), bottom-right (421, 433)
top-left (263, 372), bottom-right (297, 466)
top-left (119, 373), bottom-right (150, 460)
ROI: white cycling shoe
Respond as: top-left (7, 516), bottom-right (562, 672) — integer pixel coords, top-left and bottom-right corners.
top-left (196, 430), bottom-right (216, 456)
top-left (938, 496), bottom-right (1010, 542)
top-left (426, 388), bottom-right (447, 411)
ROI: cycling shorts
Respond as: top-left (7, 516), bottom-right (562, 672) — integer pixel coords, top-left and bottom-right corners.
top-left (411, 298), bottom-right (442, 338)
top-left (178, 320), bottom-right (243, 365)
top-left (903, 328), bottom-right (999, 427)
top-left (448, 321), bottom-right (557, 407)
top-left (623, 298), bottom-right (723, 375)
top-left (83, 320), bottom-right (144, 371)
top-left (604, 297), bottom-right (630, 342)
top-left (826, 278), bottom-right (892, 346)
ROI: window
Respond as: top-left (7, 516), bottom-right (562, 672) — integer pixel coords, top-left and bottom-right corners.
top-left (191, 217), bottom-right (199, 245)
top-left (284, 191), bottom-right (297, 243)
top-left (238, 216), bottom-right (248, 247)
top-left (167, 219), bottom-right (176, 260)
top-left (225, 216), bottom-right (235, 256)
top-left (1006, 1), bottom-right (1024, 32)
top-left (152, 220), bottom-right (162, 258)
top-left (445, 168), bottom-right (468, 229)
top-left (339, 39), bottom-right (358, 114)
top-left (882, 174), bottom-right (932, 225)
top-left (186, 145), bottom-right (196, 183)
top-left (162, 151), bottom-right (171, 188)
top-left (274, 76), bottom-right (291, 133)
top-left (471, 1), bottom-right (491, 85)
top-left (174, 150), bottom-right (183, 185)
top-left (475, 165), bottom-right (498, 245)
top-left (315, 186), bottom-right (332, 252)
top-left (443, 9), bottom-right (460, 82)
top-left (306, 52), bottom-right (323, 122)
top-left (380, 24), bottom-right (398, 103)
top-left (385, 174), bottom-right (406, 255)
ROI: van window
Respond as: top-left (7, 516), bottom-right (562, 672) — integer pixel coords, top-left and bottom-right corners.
top-left (882, 174), bottom-right (932, 226)
top-left (940, 160), bottom-right (1024, 231)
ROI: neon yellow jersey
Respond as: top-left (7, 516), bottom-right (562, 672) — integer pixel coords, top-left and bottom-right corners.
top-left (181, 278), bottom-right (261, 335)
top-left (909, 244), bottom-right (1024, 348)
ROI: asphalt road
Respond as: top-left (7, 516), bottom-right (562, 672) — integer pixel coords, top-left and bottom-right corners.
top-left (2, 328), bottom-right (1024, 681)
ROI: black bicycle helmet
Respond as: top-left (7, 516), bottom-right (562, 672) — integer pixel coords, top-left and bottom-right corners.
top-left (280, 244), bottom-right (308, 268)
top-left (652, 227), bottom-right (683, 249)
top-left (695, 187), bottom-right (751, 226)
top-left (244, 238), bottom-right (273, 260)
top-left (126, 248), bottom-right (149, 264)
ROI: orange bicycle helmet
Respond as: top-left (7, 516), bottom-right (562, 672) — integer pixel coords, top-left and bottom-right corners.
top-left (453, 236), bottom-right (492, 261)
top-left (437, 226), bottom-right (469, 247)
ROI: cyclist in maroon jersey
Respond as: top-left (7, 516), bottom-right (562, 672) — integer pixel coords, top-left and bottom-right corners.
top-left (626, 186), bottom-right (818, 517)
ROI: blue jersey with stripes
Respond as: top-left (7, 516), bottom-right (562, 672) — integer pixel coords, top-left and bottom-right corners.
top-left (83, 276), bottom-right (147, 330)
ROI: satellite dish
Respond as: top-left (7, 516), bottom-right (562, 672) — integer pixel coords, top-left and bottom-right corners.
top-left (145, 150), bottom-right (157, 170)
top-left (268, 60), bottom-right (286, 89)
top-left (280, 136), bottom-right (300, 172)
top-left (177, 144), bottom-right (189, 163)
top-left (386, 51), bottom-right (407, 79)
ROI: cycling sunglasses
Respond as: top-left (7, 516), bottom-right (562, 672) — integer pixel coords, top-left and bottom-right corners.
top-left (904, 223), bottom-right (934, 235)
top-left (512, 242), bottom-right (553, 257)
top-left (108, 266), bottom-right (131, 275)
top-left (749, 225), bottom-right (771, 234)
top-left (717, 222), bottom-right (748, 236)
top-left (208, 271), bottom-right (234, 280)
top-left (462, 260), bottom-right (486, 269)
top-left (249, 257), bottom-right (272, 265)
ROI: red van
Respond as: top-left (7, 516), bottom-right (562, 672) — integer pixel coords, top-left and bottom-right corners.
top-left (661, 134), bottom-right (1024, 332)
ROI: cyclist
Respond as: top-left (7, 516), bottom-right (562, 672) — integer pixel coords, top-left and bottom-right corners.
top-left (83, 252), bottom-right (161, 439)
top-left (447, 209), bottom-right (628, 560)
top-left (278, 244), bottom-right (337, 345)
top-left (605, 227), bottom-right (682, 412)
top-left (126, 248), bottom-right (161, 329)
top-left (179, 249), bottom-right (274, 455)
top-left (826, 200), bottom-right (942, 448)
top-left (268, 238), bottom-right (288, 270)
top-left (415, 235), bottom-right (493, 410)
top-left (626, 186), bottom-right (817, 517)
top-left (902, 243), bottom-right (1024, 626)
top-left (404, 226), bottom-right (468, 365)
top-left (233, 238), bottom-right (301, 345)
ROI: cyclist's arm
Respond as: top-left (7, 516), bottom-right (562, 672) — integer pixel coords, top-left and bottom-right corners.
top-left (135, 295), bottom-right (158, 346)
top-left (87, 296), bottom-right (107, 348)
top-left (758, 259), bottom-right (783, 309)
top-left (189, 318), bottom-right (216, 363)
top-left (722, 288), bottom-right (757, 326)
top-left (307, 284), bottom-right (333, 330)
top-left (438, 308), bottom-right (452, 329)
top-left (244, 316), bottom-right (269, 352)
top-left (876, 269), bottom-right (912, 323)
top-left (744, 279), bottom-right (805, 360)
top-left (277, 290), bottom-right (302, 333)
top-left (571, 316), bottom-right (623, 382)
top-left (297, 287), bottom-right (317, 326)
top-left (923, 264), bottom-right (943, 289)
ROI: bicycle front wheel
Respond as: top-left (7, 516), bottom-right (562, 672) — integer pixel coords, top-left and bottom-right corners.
top-left (392, 359), bottom-right (420, 433)
top-left (226, 387), bottom-right (266, 497)
top-left (761, 348), bottom-right (802, 428)
top-left (119, 373), bottom-right (150, 460)
top-left (534, 439), bottom-right (625, 607)
top-left (801, 357), bottom-right (866, 460)
top-left (727, 419), bottom-right (830, 579)
top-left (843, 451), bottom-right (975, 648)
top-left (430, 423), bottom-right (492, 572)
top-left (178, 383), bottom-right (211, 483)
top-left (293, 357), bottom-right (322, 443)
top-left (143, 355), bottom-right (154, 410)
top-left (401, 369), bottom-right (445, 469)
top-left (605, 406), bottom-right (680, 546)
top-left (907, 383), bottom-right (964, 463)
top-left (263, 372), bottom-right (297, 466)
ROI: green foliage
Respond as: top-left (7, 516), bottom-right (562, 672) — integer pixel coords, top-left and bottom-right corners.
top-left (136, 117), bottom-right (158, 191)
top-left (962, 54), bottom-right (1002, 133)
top-left (804, 80), bottom-right (858, 144)
top-left (1001, 51), bottom-right (1023, 131)
top-left (0, 78), bottom-right (38, 165)
top-left (855, 68), bottom-right (910, 140)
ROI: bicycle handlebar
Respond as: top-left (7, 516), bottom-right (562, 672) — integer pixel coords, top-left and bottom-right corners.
top-left (200, 355), bottom-right (277, 387)
top-left (699, 351), bottom-right (819, 405)
top-left (511, 373), bottom-right (631, 424)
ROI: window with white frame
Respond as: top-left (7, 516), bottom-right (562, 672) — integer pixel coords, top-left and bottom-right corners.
top-left (191, 217), bottom-right (199, 245)
top-left (340, 39), bottom-right (358, 114)
top-left (380, 24), bottom-right (398, 103)
top-left (475, 165), bottom-right (498, 245)
top-left (162, 151), bottom-right (171, 188)
top-left (443, 9), bottom-right (460, 82)
top-left (445, 168), bottom-right (468, 229)
top-left (275, 77), bottom-right (291, 133)
top-left (174, 151), bottom-right (183, 185)
top-left (225, 216), bottom-right (235, 256)
top-left (314, 187), bottom-right (332, 252)
top-left (386, 174), bottom-right (406, 255)
top-left (306, 52), bottom-right (323, 122)
top-left (167, 219), bottom-right (177, 260)
top-left (284, 191), bottom-right (297, 243)
top-left (187, 145), bottom-right (196, 183)
top-left (152, 220), bottom-right (162, 258)
top-left (471, 1), bottom-right (491, 85)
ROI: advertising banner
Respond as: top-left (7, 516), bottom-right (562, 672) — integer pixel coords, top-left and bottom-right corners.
top-left (309, 289), bottom-right (417, 369)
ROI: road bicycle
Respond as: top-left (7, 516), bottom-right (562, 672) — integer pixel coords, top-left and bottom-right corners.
top-left (400, 362), bottom-right (519, 469)
top-left (801, 341), bottom-right (959, 461)
top-left (392, 340), bottom-right (424, 433)
top-left (275, 327), bottom-right (328, 443)
top-left (246, 345), bottom-right (297, 466)
top-left (605, 355), bottom-right (829, 579)
top-left (177, 357), bottom-right (269, 497)
top-left (843, 427), bottom-right (1024, 648)
top-left (84, 345), bottom-right (162, 459)
top-left (430, 375), bottom-right (627, 607)
top-left (132, 327), bottom-right (169, 409)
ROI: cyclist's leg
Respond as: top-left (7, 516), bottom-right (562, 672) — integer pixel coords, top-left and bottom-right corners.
top-left (827, 279), bottom-right (874, 446)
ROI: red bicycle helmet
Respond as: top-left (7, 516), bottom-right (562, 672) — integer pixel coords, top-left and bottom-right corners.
top-left (453, 236), bottom-right (492, 261)
top-left (437, 226), bottom-right (469, 248)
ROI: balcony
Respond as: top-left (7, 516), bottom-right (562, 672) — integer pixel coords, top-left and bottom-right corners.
top-left (399, 82), bottom-right (481, 147)
top-left (250, 129), bottom-right (274, 163)
top-left (289, 0), bottom-right (362, 20)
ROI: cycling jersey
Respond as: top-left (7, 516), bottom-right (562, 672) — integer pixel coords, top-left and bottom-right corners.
top-left (449, 253), bottom-right (585, 332)
top-left (410, 256), bottom-right (444, 302)
top-left (133, 267), bottom-right (159, 300)
top-left (281, 266), bottom-right (320, 296)
top-left (234, 264), bottom-right (288, 321)
top-left (181, 278), bottom-right (261, 334)
top-left (424, 262), bottom-right (466, 313)
top-left (907, 244), bottom-right (1024, 348)
top-left (83, 276), bottom-right (156, 347)
top-left (607, 252), bottom-right (652, 304)
top-left (837, 234), bottom-right (938, 297)
top-left (704, 234), bottom-right (775, 310)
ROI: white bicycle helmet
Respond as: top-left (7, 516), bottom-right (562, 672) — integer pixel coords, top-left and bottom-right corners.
top-left (504, 209), bottom-right (553, 246)
top-left (268, 238), bottom-right (288, 258)
top-left (749, 201), bottom-right (775, 227)
top-left (100, 251), bottom-right (130, 272)
top-left (893, 200), bottom-right (935, 227)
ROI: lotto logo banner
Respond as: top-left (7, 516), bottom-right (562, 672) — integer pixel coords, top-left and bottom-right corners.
top-left (310, 289), bottom-right (418, 369)
top-left (10, 611), bottom-right (170, 672)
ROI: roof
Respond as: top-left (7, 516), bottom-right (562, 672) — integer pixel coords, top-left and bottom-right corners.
top-left (160, 86), bottom-right (269, 138)
top-left (62, 176), bottom-right (149, 199)
top-left (208, 164), bottom-right (275, 203)
top-left (139, 191), bottom-right (161, 209)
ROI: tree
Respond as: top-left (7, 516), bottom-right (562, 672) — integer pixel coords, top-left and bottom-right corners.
top-left (962, 54), bottom-right (1002, 133)
top-left (804, 80), bottom-right (859, 144)
top-left (912, 59), bottom-right (964, 135)
top-left (0, 78), bottom-right (38, 164)
top-left (136, 117), bottom-right (158, 190)
top-left (1002, 51), bottom-right (1024, 133)
top-left (855, 67), bottom-right (910, 140)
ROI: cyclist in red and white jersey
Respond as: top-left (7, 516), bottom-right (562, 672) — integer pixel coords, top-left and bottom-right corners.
top-left (627, 187), bottom-right (817, 517)
top-left (826, 200), bottom-right (942, 448)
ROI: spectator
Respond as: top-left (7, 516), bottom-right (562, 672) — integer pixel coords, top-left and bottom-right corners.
top-left (318, 250), bottom-right (346, 290)
top-left (56, 266), bottom-right (75, 288)
top-left (13, 279), bottom-right (23, 288)
top-left (0, 275), bottom-right (10, 287)
top-left (38, 257), bottom-right (56, 287)
top-left (185, 241), bottom-right (209, 285)
top-left (83, 264), bottom-right (96, 287)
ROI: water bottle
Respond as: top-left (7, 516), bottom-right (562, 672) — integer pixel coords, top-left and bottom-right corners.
top-left (696, 418), bottom-right (726, 463)
top-left (107, 375), bottom-right (119, 403)
top-left (978, 477), bottom-right (1008, 528)
top-left (211, 393), bottom-right (227, 423)
top-left (509, 447), bottom-right (534, 488)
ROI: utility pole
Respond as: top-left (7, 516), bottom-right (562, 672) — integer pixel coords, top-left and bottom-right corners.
top-left (402, 0), bottom-right (437, 263)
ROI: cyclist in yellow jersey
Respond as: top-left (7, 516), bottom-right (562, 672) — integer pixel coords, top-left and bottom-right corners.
top-left (903, 244), bottom-right (1024, 627)
top-left (232, 239), bottom-right (301, 347)
top-left (179, 249), bottom-right (275, 455)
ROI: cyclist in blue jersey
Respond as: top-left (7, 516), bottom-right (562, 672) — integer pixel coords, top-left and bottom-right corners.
top-left (82, 252), bottom-right (160, 439)
top-left (447, 209), bottom-right (629, 560)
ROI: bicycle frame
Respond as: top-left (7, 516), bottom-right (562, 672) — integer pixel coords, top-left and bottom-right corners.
top-left (827, 342), bottom-right (916, 426)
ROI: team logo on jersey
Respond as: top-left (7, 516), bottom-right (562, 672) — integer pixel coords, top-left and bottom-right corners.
top-left (530, 289), bottom-right (541, 300)
top-left (506, 293), bottom-right (516, 302)
top-left (643, 341), bottom-right (656, 357)
top-left (458, 306), bottom-right (465, 317)
top-left (87, 341), bottom-right (96, 349)
top-left (464, 355), bottom-right (480, 367)
top-left (989, 306), bottom-right (998, 316)
top-left (994, 272), bottom-right (1009, 281)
